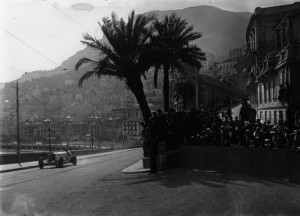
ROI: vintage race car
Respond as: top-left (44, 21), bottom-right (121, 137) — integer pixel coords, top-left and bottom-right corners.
top-left (39, 150), bottom-right (77, 169)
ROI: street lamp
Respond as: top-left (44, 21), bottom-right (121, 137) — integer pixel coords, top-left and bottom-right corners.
top-left (91, 125), bottom-right (94, 149)
top-left (94, 116), bottom-right (100, 149)
top-left (48, 127), bottom-right (52, 152)
top-left (90, 114), bottom-right (101, 149)
top-left (44, 119), bottom-right (52, 152)
top-left (65, 116), bottom-right (71, 147)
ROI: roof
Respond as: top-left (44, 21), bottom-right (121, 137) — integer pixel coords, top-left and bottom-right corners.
top-left (246, 2), bottom-right (300, 39)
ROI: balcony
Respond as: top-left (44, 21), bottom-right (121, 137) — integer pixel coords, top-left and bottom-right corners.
top-left (276, 44), bottom-right (300, 66)
top-left (277, 46), bottom-right (289, 63)
top-left (246, 74), bottom-right (255, 87)
top-left (257, 55), bottom-right (278, 79)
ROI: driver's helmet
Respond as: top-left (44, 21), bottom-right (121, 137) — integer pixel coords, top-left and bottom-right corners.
top-left (64, 148), bottom-right (71, 156)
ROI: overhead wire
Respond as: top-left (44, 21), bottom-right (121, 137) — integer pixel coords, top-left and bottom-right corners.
top-left (4, 82), bottom-right (74, 118)
top-left (1, 0), bottom-right (96, 83)
top-left (1, 61), bottom-right (79, 95)
top-left (1, 1), bottom-right (100, 119)
top-left (0, 26), bottom-right (66, 71)
top-left (43, 0), bottom-right (95, 35)
top-left (5, 0), bottom-right (42, 8)
top-left (0, 65), bottom-right (91, 117)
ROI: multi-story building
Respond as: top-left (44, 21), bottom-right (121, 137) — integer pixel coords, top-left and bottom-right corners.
top-left (245, 2), bottom-right (300, 124)
top-left (216, 47), bottom-right (247, 94)
top-left (172, 64), bottom-right (245, 110)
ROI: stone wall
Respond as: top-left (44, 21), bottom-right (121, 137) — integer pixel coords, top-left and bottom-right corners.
top-left (179, 146), bottom-right (300, 184)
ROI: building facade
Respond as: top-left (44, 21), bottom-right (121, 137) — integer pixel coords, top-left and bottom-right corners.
top-left (245, 2), bottom-right (300, 124)
top-left (172, 65), bottom-right (245, 110)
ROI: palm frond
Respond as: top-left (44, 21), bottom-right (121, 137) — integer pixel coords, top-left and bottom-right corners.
top-left (75, 57), bottom-right (97, 70)
top-left (78, 71), bottom-right (98, 87)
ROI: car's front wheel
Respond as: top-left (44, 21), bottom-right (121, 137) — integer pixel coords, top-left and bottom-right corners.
top-left (38, 158), bottom-right (44, 169)
top-left (58, 157), bottom-right (64, 168)
top-left (71, 156), bottom-right (77, 165)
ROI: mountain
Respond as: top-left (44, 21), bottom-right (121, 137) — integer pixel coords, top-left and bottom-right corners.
top-left (17, 5), bottom-right (252, 82)
top-left (150, 5), bottom-right (251, 60)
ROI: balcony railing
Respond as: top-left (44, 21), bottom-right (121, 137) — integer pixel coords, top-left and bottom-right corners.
top-left (276, 44), bottom-right (300, 64)
top-left (256, 55), bottom-right (278, 78)
top-left (277, 46), bottom-right (289, 63)
top-left (261, 56), bottom-right (278, 71)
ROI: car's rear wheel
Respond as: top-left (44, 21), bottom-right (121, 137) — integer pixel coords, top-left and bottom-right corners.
top-left (38, 158), bottom-right (44, 169)
top-left (58, 157), bottom-right (64, 168)
top-left (71, 156), bottom-right (77, 165)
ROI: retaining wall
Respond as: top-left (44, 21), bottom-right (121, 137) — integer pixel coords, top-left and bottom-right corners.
top-left (179, 146), bottom-right (300, 184)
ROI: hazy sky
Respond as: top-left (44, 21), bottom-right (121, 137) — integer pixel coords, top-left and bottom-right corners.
top-left (0, 0), bottom-right (297, 83)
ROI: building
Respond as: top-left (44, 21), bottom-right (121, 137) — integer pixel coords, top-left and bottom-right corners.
top-left (172, 65), bottom-right (245, 110)
top-left (217, 47), bottom-right (247, 94)
top-left (245, 2), bottom-right (300, 124)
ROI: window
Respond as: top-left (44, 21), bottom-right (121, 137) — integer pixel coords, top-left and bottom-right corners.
top-left (260, 111), bottom-right (262, 119)
top-left (258, 84), bottom-right (262, 104)
top-left (282, 24), bottom-right (287, 45)
top-left (268, 81), bottom-right (271, 102)
top-left (273, 76), bottom-right (277, 100)
top-left (277, 30), bottom-right (281, 51)
top-left (279, 110), bottom-right (283, 121)
top-left (270, 79), bottom-right (273, 100)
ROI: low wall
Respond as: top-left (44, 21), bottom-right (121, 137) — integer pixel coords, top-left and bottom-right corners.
top-left (179, 146), bottom-right (300, 184)
top-left (0, 148), bottom-right (113, 165)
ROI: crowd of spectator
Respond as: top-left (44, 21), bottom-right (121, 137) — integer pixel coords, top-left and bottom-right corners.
top-left (142, 102), bottom-right (300, 156)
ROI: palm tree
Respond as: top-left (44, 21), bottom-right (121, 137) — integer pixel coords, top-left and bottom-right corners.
top-left (173, 80), bottom-right (195, 110)
top-left (75, 11), bottom-right (155, 123)
top-left (151, 13), bottom-right (206, 111)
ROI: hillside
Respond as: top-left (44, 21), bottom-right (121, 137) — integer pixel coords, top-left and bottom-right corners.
top-left (151, 5), bottom-right (251, 60)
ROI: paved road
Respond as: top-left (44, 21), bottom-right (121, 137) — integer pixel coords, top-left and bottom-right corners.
top-left (1, 147), bottom-right (300, 216)
top-left (0, 148), bottom-right (143, 216)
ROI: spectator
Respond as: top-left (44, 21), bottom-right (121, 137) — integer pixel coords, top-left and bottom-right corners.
top-left (226, 106), bottom-right (232, 120)
top-left (278, 84), bottom-right (286, 106)
top-left (285, 82), bottom-right (291, 104)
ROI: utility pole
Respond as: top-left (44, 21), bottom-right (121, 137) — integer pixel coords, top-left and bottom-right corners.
top-left (16, 80), bottom-right (21, 163)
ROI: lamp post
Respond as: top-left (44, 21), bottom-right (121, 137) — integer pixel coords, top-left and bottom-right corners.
top-left (91, 128), bottom-right (94, 149)
top-left (48, 127), bottom-right (52, 152)
top-left (44, 119), bottom-right (52, 152)
top-left (65, 116), bottom-right (71, 147)
top-left (94, 116), bottom-right (100, 149)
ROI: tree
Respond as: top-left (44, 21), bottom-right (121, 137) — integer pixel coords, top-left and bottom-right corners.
top-left (75, 11), bottom-right (155, 123)
top-left (173, 80), bottom-right (195, 110)
top-left (150, 13), bottom-right (206, 111)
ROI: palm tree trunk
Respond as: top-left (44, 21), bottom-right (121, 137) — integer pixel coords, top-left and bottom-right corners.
top-left (183, 97), bottom-right (187, 110)
top-left (163, 64), bottom-right (170, 112)
top-left (127, 77), bottom-right (152, 123)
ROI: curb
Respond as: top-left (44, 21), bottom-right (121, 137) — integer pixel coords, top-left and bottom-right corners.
top-left (122, 160), bottom-right (150, 174)
top-left (0, 165), bottom-right (38, 173)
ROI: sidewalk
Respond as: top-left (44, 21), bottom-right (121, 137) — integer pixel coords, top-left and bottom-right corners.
top-left (122, 160), bottom-right (150, 174)
top-left (0, 149), bottom-right (136, 173)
